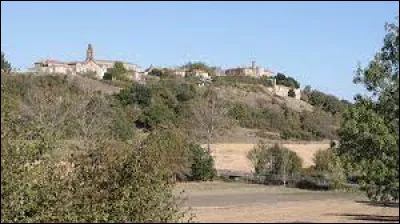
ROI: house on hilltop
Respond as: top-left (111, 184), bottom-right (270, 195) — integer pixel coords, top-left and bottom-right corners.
top-left (225, 61), bottom-right (275, 78)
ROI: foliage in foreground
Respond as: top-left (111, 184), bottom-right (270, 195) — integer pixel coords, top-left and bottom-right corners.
top-left (1, 138), bottom-right (191, 223)
top-left (338, 18), bottom-right (399, 202)
top-left (1, 75), bottom-right (191, 222)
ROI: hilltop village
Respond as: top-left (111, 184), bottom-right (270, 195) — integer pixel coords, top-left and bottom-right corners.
top-left (30, 44), bottom-right (301, 99)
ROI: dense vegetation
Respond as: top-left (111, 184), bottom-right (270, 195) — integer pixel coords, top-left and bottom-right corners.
top-left (274, 73), bottom-right (300, 89)
top-left (0, 74), bottom-right (204, 222)
top-left (228, 102), bottom-right (338, 140)
top-left (301, 85), bottom-right (351, 115)
top-left (338, 19), bottom-right (399, 203)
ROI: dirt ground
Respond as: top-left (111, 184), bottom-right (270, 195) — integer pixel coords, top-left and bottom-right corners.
top-left (176, 181), bottom-right (399, 223)
top-left (203, 142), bottom-right (331, 173)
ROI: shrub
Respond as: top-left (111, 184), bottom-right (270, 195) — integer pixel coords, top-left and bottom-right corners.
top-left (116, 83), bottom-right (152, 107)
top-left (137, 103), bottom-right (176, 130)
top-left (303, 89), bottom-right (350, 115)
top-left (188, 144), bottom-right (217, 181)
top-left (312, 148), bottom-right (346, 189)
top-left (108, 61), bottom-right (129, 81)
top-left (141, 129), bottom-right (191, 181)
top-left (247, 142), bottom-right (303, 185)
top-left (275, 73), bottom-right (300, 89)
top-left (1, 139), bottom-right (189, 222)
top-left (103, 72), bottom-right (113, 80)
top-left (228, 103), bottom-right (251, 121)
top-left (288, 88), bottom-right (296, 98)
top-left (313, 149), bottom-right (333, 172)
top-left (110, 101), bottom-right (135, 140)
top-left (175, 84), bottom-right (196, 102)
top-left (295, 177), bottom-right (333, 191)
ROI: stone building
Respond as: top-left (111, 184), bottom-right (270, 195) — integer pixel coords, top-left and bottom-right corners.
top-left (32, 44), bottom-right (140, 79)
top-left (225, 61), bottom-right (275, 77)
top-left (190, 69), bottom-right (209, 78)
top-left (266, 78), bottom-right (301, 100)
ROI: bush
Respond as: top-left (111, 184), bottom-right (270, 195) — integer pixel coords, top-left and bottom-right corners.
top-left (1, 136), bottom-right (190, 222)
top-left (116, 83), bottom-right (152, 107)
top-left (295, 177), bottom-right (333, 191)
top-left (103, 72), bottom-right (113, 80)
top-left (188, 144), bottom-right (217, 181)
top-left (288, 88), bottom-right (296, 98)
top-left (312, 148), bottom-right (346, 189)
top-left (141, 129), bottom-right (191, 181)
top-left (275, 73), bottom-right (300, 89)
top-left (137, 103), bottom-right (176, 130)
top-left (313, 149), bottom-right (333, 172)
top-left (228, 103), bottom-right (251, 121)
top-left (247, 142), bottom-right (303, 185)
top-left (110, 101), bottom-right (135, 140)
top-left (108, 61), bottom-right (129, 81)
top-left (303, 89), bottom-right (350, 115)
top-left (175, 84), bottom-right (196, 102)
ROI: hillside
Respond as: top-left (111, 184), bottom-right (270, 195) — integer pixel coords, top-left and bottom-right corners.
top-left (216, 85), bottom-right (314, 113)
top-left (2, 73), bottom-right (346, 143)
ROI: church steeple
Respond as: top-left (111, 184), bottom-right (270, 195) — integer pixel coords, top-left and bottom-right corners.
top-left (86, 43), bottom-right (94, 61)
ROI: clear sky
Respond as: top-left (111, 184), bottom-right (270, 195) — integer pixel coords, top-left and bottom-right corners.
top-left (1, 1), bottom-right (398, 100)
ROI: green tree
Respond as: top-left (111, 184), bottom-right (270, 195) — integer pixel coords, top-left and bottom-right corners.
top-left (138, 103), bottom-right (176, 130)
top-left (247, 142), bottom-right (303, 186)
top-left (1, 52), bottom-right (12, 73)
top-left (141, 129), bottom-right (191, 181)
top-left (313, 148), bottom-right (346, 189)
top-left (314, 149), bottom-right (334, 172)
top-left (116, 83), bottom-right (152, 107)
top-left (109, 61), bottom-right (128, 80)
top-left (338, 18), bottom-right (399, 203)
top-left (181, 61), bottom-right (216, 75)
top-left (188, 144), bottom-right (217, 181)
top-left (275, 73), bottom-right (300, 89)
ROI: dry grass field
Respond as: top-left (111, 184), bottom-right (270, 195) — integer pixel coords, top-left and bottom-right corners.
top-left (203, 141), bottom-right (331, 173)
top-left (176, 181), bottom-right (399, 223)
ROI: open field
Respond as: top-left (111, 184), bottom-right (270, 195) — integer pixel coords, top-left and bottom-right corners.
top-left (176, 181), bottom-right (399, 223)
top-left (203, 141), bottom-right (331, 173)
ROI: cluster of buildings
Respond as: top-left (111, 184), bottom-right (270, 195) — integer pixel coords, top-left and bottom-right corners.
top-left (31, 44), bottom-right (139, 79)
top-left (30, 44), bottom-right (300, 99)
top-left (31, 44), bottom-right (277, 80)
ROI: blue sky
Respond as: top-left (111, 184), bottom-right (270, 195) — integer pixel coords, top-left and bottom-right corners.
top-left (1, 1), bottom-right (398, 100)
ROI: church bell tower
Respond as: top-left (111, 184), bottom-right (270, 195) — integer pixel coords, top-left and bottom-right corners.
top-left (86, 43), bottom-right (94, 61)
